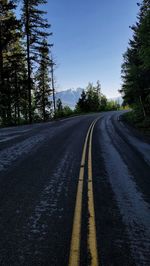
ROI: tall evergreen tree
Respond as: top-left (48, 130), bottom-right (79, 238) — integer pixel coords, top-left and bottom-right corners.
top-left (86, 82), bottom-right (101, 112)
top-left (22, 0), bottom-right (52, 123)
top-left (35, 39), bottom-right (52, 121)
top-left (8, 40), bottom-right (28, 124)
top-left (76, 82), bottom-right (104, 113)
top-left (0, 0), bottom-right (21, 125)
top-left (121, 0), bottom-right (150, 117)
top-left (76, 90), bottom-right (88, 113)
top-left (55, 98), bottom-right (63, 117)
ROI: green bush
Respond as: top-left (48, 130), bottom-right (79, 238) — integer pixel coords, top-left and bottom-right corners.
top-left (122, 110), bottom-right (150, 134)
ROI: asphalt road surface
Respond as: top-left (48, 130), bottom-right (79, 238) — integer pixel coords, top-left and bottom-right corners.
top-left (0, 111), bottom-right (150, 266)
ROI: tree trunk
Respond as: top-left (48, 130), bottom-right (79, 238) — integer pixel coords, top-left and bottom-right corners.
top-left (51, 61), bottom-right (56, 114)
top-left (139, 95), bottom-right (146, 118)
top-left (0, 22), bottom-right (5, 124)
top-left (15, 70), bottom-right (20, 124)
top-left (26, 0), bottom-right (32, 123)
top-left (7, 77), bottom-right (12, 125)
top-left (14, 104), bottom-right (17, 125)
top-left (42, 75), bottom-right (46, 121)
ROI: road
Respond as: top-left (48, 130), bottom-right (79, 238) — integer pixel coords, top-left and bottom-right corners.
top-left (0, 111), bottom-right (150, 266)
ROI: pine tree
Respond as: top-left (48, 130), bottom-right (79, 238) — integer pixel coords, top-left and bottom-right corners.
top-left (0, 0), bottom-right (21, 125)
top-left (35, 39), bottom-right (52, 121)
top-left (22, 0), bottom-right (52, 123)
top-left (76, 82), bottom-right (103, 113)
top-left (76, 90), bottom-right (88, 113)
top-left (86, 82), bottom-right (101, 112)
top-left (121, 0), bottom-right (150, 117)
top-left (8, 41), bottom-right (28, 125)
top-left (55, 98), bottom-right (63, 117)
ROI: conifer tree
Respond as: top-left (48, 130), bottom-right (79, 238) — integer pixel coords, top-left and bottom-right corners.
top-left (76, 90), bottom-right (88, 113)
top-left (0, 0), bottom-right (21, 125)
top-left (22, 0), bottom-right (52, 123)
top-left (76, 82), bottom-right (104, 113)
top-left (121, 0), bottom-right (150, 117)
top-left (35, 39), bottom-right (52, 121)
top-left (55, 98), bottom-right (63, 117)
top-left (8, 40), bottom-right (28, 124)
top-left (86, 82), bottom-right (101, 112)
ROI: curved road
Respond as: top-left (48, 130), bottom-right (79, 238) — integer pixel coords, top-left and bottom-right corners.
top-left (0, 111), bottom-right (149, 265)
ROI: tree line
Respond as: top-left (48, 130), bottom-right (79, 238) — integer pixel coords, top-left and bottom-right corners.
top-left (0, 0), bottom-right (54, 126)
top-left (55, 81), bottom-right (121, 119)
top-left (120, 0), bottom-right (150, 122)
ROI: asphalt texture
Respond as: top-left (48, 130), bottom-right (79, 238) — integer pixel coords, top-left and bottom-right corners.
top-left (0, 111), bottom-right (150, 265)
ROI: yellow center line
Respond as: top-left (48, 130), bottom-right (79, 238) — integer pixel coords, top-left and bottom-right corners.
top-left (69, 117), bottom-right (100, 266)
top-left (88, 119), bottom-right (99, 266)
top-left (69, 119), bottom-right (96, 266)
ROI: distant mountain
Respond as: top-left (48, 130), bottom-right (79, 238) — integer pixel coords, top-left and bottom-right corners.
top-left (55, 88), bottom-right (83, 109)
top-left (53, 88), bottom-right (123, 109)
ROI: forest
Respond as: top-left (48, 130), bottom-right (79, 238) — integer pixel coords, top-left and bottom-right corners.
top-left (0, 0), bottom-right (54, 126)
top-left (121, 0), bottom-right (150, 130)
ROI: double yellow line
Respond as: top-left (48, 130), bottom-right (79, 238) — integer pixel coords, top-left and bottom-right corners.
top-left (69, 118), bottom-right (99, 266)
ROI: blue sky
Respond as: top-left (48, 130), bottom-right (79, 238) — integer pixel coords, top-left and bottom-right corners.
top-left (46, 0), bottom-right (139, 97)
top-left (17, 1), bottom-right (139, 97)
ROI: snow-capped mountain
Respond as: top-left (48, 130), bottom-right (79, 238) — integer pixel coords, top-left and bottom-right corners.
top-left (54, 88), bottom-right (123, 109)
top-left (55, 88), bottom-right (83, 109)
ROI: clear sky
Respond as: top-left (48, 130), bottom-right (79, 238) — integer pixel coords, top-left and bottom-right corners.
top-left (42, 1), bottom-right (140, 97)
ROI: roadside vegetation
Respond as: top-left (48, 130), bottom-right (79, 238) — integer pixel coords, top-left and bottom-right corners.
top-left (120, 0), bottom-right (150, 134)
top-left (122, 111), bottom-right (150, 134)
top-left (0, 0), bottom-right (54, 127)
top-left (55, 81), bottom-right (122, 119)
